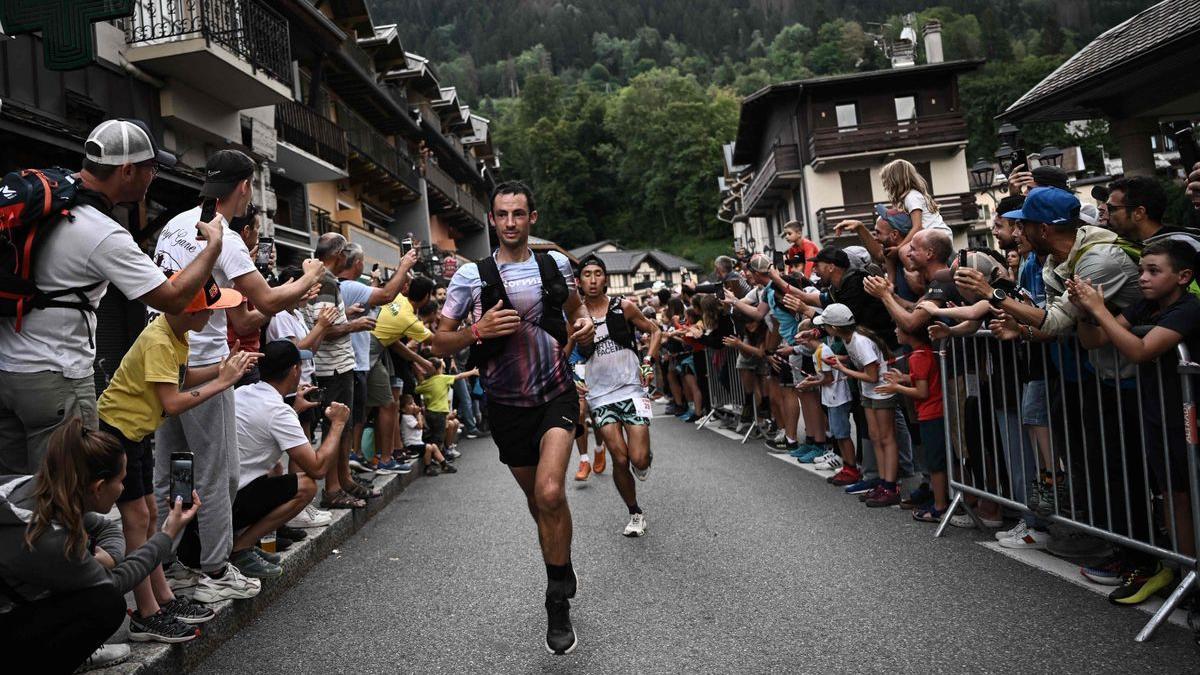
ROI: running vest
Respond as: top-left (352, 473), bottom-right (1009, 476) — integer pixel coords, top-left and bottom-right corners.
top-left (467, 252), bottom-right (569, 369)
top-left (599, 296), bottom-right (638, 353)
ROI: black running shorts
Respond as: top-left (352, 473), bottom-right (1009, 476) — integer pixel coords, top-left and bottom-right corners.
top-left (487, 387), bottom-right (578, 467)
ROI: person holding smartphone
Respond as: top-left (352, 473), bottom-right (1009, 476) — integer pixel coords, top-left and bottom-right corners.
top-left (96, 275), bottom-right (257, 635)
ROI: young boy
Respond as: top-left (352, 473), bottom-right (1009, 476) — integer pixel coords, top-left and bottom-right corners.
top-left (96, 276), bottom-right (256, 642)
top-left (798, 329), bottom-right (857, 480)
top-left (400, 396), bottom-right (457, 476)
top-left (413, 358), bottom-right (477, 463)
top-left (1068, 239), bottom-right (1199, 604)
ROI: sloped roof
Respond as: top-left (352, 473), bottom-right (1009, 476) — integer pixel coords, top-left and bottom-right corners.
top-left (646, 249), bottom-right (701, 270)
top-left (586, 250), bottom-right (649, 274)
top-left (568, 240), bottom-right (618, 259)
top-left (1002, 0), bottom-right (1200, 122)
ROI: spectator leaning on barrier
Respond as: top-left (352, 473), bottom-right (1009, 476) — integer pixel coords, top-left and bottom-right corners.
top-left (0, 119), bottom-right (222, 475)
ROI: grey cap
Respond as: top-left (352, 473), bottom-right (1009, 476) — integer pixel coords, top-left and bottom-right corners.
top-left (84, 119), bottom-right (176, 167)
top-left (812, 303), bottom-right (855, 327)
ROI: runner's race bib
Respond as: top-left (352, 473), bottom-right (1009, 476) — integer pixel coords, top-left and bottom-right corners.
top-left (634, 396), bottom-right (653, 418)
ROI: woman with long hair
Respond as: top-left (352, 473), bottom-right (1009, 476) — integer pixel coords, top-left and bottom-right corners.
top-left (0, 418), bottom-right (200, 673)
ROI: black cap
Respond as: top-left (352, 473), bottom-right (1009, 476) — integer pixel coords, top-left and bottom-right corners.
top-left (580, 255), bottom-right (607, 274)
top-left (1031, 165), bottom-right (1070, 191)
top-left (200, 150), bottom-right (256, 199)
top-left (813, 246), bottom-right (850, 269)
top-left (258, 340), bottom-right (312, 381)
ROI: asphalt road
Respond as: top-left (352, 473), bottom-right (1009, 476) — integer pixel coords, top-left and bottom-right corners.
top-left (197, 412), bottom-right (1198, 674)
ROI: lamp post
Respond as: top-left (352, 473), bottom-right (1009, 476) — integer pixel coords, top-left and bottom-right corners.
top-left (747, 237), bottom-right (757, 253)
top-left (1038, 145), bottom-right (1064, 168)
top-left (969, 158), bottom-right (995, 191)
top-left (994, 143), bottom-right (1016, 176)
top-left (998, 122), bottom-right (1020, 149)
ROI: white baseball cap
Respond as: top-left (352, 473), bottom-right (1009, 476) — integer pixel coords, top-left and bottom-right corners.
top-left (84, 119), bottom-right (177, 167)
top-left (812, 303), bottom-right (856, 327)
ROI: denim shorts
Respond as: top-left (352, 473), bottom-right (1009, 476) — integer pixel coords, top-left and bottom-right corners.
top-left (827, 401), bottom-right (853, 440)
top-left (1021, 380), bottom-right (1048, 427)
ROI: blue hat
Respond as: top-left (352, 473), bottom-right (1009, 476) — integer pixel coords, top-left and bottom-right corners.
top-left (873, 204), bottom-right (913, 234)
top-left (1001, 187), bottom-right (1080, 226)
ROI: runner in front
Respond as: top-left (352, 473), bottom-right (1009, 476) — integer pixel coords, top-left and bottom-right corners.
top-left (576, 257), bottom-right (661, 537)
top-left (431, 181), bottom-right (594, 655)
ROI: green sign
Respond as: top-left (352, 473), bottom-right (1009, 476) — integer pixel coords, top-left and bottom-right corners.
top-left (1, 0), bottom-right (134, 71)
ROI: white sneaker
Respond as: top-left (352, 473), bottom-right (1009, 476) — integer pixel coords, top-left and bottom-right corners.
top-left (288, 503), bottom-right (333, 528)
top-left (623, 512), bottom-right (647, 537)
top-left (630, 449), bottom-right (652, 482)
top-left (193, 564), bottom-right (262, 603)
top-left (446, 448), bottom-right (462, 459)
top-left (73, 643), bottom-right (130, 673)
top-left (166, 563), bottom-right (202, 597)
top-left (999, 527), bottom-right (1052, 550)
top-left (348, 458), bottom-right (372, 473)
top-left (995, 520), bottom-right (1029, 541)
top-left (812, 452), bottom-right (841, 470)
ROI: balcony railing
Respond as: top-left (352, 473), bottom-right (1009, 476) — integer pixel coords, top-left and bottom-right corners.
top-left (124, 0), bottom-right (293, 86)
top-left (334, 100), bottom-right (419, 192)
top-left (424, 161), bottom-right (487, 230)
top-left (742, 143), bottom-right (802, 214)
top-left (816, 192), bottom-right (980, 241)
top-left (276, 102), bottom-right (348, 170)
top-left (424, 160), bottom-right (458, 200)
top-left (310, 205), bottom-right (337, 235)
top-left (808, 113), bottom-right (967, 160)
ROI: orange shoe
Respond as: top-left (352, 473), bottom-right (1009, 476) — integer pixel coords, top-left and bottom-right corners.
top-left (574, 461), bottom-right (591, 481)
top-left (593, 447), bottom-right (606, 474)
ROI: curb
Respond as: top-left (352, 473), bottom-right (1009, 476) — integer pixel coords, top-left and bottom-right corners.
top-left (95, 468), bottom-right (421, 674)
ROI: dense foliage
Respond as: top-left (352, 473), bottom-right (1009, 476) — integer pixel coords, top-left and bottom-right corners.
top-left (370, 1), bottom-right (1156, 251)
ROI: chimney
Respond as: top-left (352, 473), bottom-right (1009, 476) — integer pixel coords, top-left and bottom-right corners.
top-left (924, 20), bottom-right (944, 64)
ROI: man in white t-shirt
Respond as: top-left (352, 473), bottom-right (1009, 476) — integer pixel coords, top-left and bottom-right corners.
top-left (0, 119), bottom-right (225, 474)
top-left (152, 150), bottom-right (324, 589)
top-left (231, 341), bottom-right (348, 578)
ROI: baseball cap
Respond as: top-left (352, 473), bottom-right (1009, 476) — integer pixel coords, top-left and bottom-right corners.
top-left (1002, 187), bottom-right (1080, 226)
top-left (172, 272), bottom-right (243, 313)
top-left (843, 245), bottom-right (872, 270)
top-left (873, 204), bottom-right (913, 234)
top-left (1031, 165), bottom-right (1070, 191)
top-left (579, 255), bottom-right (607, 274)
top-left (747, 253), bottom-right (772, 273)
top-left (85, 119), bottom-right (177, 167)
top-left (1079, 203), bottom-right (1100, 226)
top-left (813, 247), bottom-right (850, 269)
top-left (812, 303), bottom-right (855, 327)
top-left (200, 149), bottom-right (256, 199)
top-left (258, 340), bottom-right (314, 381)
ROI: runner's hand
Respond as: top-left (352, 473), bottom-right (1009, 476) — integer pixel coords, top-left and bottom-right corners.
top-left (476, 301), bottom-right (519, 339)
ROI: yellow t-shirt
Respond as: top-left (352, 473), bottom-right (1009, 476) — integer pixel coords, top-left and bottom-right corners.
top-left (372, 295), bottom-right (432, 347)
top-left (414, 374), bottom-right (455, 413)
top-left (98, 315), bottom-right (189, 442)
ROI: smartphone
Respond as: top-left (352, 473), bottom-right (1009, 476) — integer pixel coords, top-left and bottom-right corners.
top-left (400, 238), bottom-right (414, 256)
top-left (1012, 147), bottom-right (1028, 174)
top-left (169, 452), bottom-right (194, 509)
top-left (256, 236), bottom-right (273, 267)
top-left (680, 266), bottom-right (690, 283)
top-left (306, 387), bottom-right (326, 403)
top-left (958, 249), bottom-right (968, 270)
top-left (197, 199), bottom-right (217, 241)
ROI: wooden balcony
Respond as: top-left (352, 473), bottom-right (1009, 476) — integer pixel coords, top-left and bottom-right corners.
top-left (334, 100), bottom-right (421, 198)
top-left (816, 192), bottom-right (979, 241)
top-left (808, 113), bottom-right (967, 163)
top-left (424, 161), bottom-right (487, 232)
top-left (274, 102), bottom-right (348, 182)
top-left (741, 143), bottom-right (802, 216)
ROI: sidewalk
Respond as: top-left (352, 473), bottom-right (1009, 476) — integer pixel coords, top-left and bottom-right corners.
top-left (94, 468), bottom-right (421, 674)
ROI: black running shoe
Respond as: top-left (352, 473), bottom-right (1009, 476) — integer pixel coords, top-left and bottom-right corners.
top-left (129, 610), bottom-right (200, 643)
top-left (160, 596), bottom-right (215, 625)
top-left (544, 596), bottom-right (577, 655)
top-left (277, 525), bottom-right (307, 542)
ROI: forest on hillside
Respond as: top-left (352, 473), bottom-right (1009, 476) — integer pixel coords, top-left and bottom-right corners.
top-left (369, 0), bottom-right (1157, 254)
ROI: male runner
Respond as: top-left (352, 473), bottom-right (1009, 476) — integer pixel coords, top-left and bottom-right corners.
top-left (432, 181), bottom-right (594, 655)
top-left (577, 257), bottom-right (661, 536)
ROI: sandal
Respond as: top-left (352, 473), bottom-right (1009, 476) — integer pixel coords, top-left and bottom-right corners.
top-left (344, 481), bottom-right (382, 500)
top-left (320, 490), bottom-right (365, 509)
top-left (912, 505), bottom-right (947, 523)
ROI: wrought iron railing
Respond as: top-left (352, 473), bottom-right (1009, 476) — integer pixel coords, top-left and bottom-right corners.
top-left (124, 0), bottom-right (293, 87)
top-left (334, 99), bottom-right (419, 192)
top-left (276, 102), bottom-right (348, 169)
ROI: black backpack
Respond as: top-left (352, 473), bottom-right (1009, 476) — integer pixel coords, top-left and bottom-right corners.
top-left (467, 252), bottom-right (569, 369)
top-left (0, 168), bottom-right (104, 332)
top-left (598, 295), bottom-right (638, 354)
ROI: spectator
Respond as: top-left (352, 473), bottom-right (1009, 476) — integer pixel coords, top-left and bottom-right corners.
top-left (881, 158), bottom-right (949, 244)
top-left (782, 220), bottom-right (820, 277)
top-left (400, 397), bottom-right (456, 476)
top-left (1106, 176), bottom-right (1200, 250)
top-left (372, 275), bottom-right (436, 469)
top-left (413, 357), bottom-right (476, 465)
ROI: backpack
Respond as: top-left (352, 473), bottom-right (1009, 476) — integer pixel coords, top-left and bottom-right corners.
top-left (467, 252), bottom-right (569, 370)
top-left (588, 295), bottom-right (638, 357)
top-left (0, 168), bottom-right (104, 333)
top-left (1067, 236), bottom-right (1200, 302)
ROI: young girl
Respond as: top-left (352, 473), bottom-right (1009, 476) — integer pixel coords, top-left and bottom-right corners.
top-left (816, 304), bottom-right (901, 508)
top-left (881, 158), bottom-right (949, 245)
top-left (723, 316), bottom-right (768, 434)
top-left (797, 328), bottom-right (852, 473)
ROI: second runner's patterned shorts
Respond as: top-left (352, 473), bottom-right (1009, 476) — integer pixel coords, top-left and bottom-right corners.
top-left (590, 398), bottom-right (650, 428)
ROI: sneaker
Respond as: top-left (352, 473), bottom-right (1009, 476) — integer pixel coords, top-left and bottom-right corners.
top-left (814, 455), bottom-right (843, 471)
top-left (446, 448), bottom-right (462, 460)
top-left (1082, 558), bottom-right (1128, 586)
top-left (277, 525), bottom-right (307, 542)
top-left (465, 431), bottom-right (480, 439)
top-left (734, 421), bottom-right (751, 434)
top-left (74, 644), bottom-right (130, 673)
top-left (995, 521), bottom-right (1030, 542)
top-left (574, 461), bottom-right (591, 481)
top-left (439, 462), bottom-right (458, 474)
top-left (999, 527), bottom-right (1051, 549)
top-left (593, 448), bottom-right (606, 474)
top-left (129, 610), bottom-right (200, 644)
top-left (193, 565), bottom-right (262, 603)
top-left (810, 450), bottom-right (838, 466)
top-left (844, 477), bottom-right (882, 495)
top-left (859, 484), bottom-right (886, 503)
top-left (375, 460), bottom-right (413, 475)
top-left (865, 486), bottom-right (900, 508)
top-left (901, 483), bottom-right (933, 510)
top-left (288, 504), bottom-right (333, 528)
top-left (160, 596), bottom-right (215, 624)
top-left (424, 464), bottom-right (441, 476)
top-left (631, 449), bottom-right (652, 482)
top-left (231, 548), bottom-right (282, 579)
top-left (829, 465), bottom-right (862, 486)
top-left (254, 547), bottom-right (282, 565)
top-left (949, 513), bottom-right (1003, 529)
top-left (623, 512), bottom-right (647, 537)
top-left (166, 562), bottom-right (203, 597)
top-left (796, 447), bottom-right (825, 464)
top-left (1046, 529), bottom-right (1114, 559)
top-left (1109, 563), bottom-right (1174, 605)
top-left (348, 454), bottom-right (372, 473)
top-left (544, 596), bottom-right (577, 655)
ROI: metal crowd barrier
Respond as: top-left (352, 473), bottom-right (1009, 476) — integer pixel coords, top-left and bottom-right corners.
top-left (696, 346), bottom-right (757, 443)
top-left (934, 329), bottom-right (1200, 642)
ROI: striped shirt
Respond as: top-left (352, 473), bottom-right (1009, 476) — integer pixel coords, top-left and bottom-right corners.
top-left (306, 269), bottom-right (356, 377)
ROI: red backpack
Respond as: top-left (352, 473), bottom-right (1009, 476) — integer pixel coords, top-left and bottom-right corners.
top-left (0, 168), bottom-right (102, 332)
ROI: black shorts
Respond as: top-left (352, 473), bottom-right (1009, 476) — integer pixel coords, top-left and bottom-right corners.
top-left (423, 411), bottom-right (448, 445)
top-left (487, 387), bottom-right (578, 467)
top-left (775, 359), bottom-right (795, 386)
top-left (232, 474), bottom-right (299, 531)
top-left (100, 420), bottom-right (152, 503)
top-left (352, 370), bottom-right (368, 426)
top-left (315, 370), bottom-right (354, 438)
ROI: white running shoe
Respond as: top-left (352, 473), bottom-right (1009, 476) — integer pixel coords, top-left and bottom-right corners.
top-left (631, 449), bottom-right (652, 481)
top-left (74, 644), bottom-right (130, 673)
top-left (999, 527), bottom-right (1051, 550)
top-left (192, 564), bottom-right (262, 604)
top-left (812, 451), bottom-right (840, 470)
top-left (166, 563), bottom-right (202, 597)
top-left (288, 503), bottom-right (333, 528)
top-left (623, 512), bottom-right (647, 537)
top-left (995, 520), bottom-right (1029, 541)
top-left (446, 447), bottom-right (462, 459)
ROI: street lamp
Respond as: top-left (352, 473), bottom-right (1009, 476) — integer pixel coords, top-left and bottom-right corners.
top-left (995, 143), bottom-right (1016, 176)
top-left (997, 122), bottom-right (1020, 149)
top-left (969, 158), bottom-right (995, 190)
top-left (747, 237), bottom-right (757, 253)
top-left (1038, 145), bottom-right (1064, 167)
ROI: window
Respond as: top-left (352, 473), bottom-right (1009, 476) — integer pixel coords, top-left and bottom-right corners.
top-left (839, 169), bottom-right (873, 205)
top-left (895, 95), bottom-right (916, 133)
top-left (835, 103), bottom-right (858, 131)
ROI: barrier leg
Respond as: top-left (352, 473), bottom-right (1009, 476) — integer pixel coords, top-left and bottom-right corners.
top-left (1134, 570), bottom-right (1196, 642)
top-left (934, 492), bottom-right (964, 539)
top-left (695, 407), bottom-right (717, 431)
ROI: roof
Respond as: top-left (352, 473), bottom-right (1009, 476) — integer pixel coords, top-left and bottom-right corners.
top-left (567, 240), bottom-right (618, 259)
top-left (1002, 0), bottom-right (1200, 122)
top-left (646, 249), bottom-right (701, 271)
top-left (733, 59), bottom-right (983, 165)
top-left (528, 236), bottom-right (577, 262)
